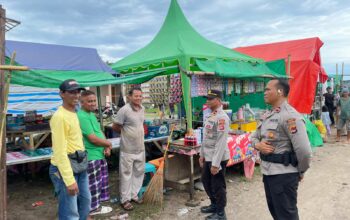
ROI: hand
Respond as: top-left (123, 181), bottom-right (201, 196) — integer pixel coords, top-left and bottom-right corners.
top-left (104, 148), bottom-right (111, 157)
top-left (210, 166), bottom-right (219, 175)
top-left (255, 141), bottom-right (275, 155)
top-left (199, 157), bottom-right (204, 168)
top-left (67, 182), bottom-right (79, 196)
top-left (299, 175), bottom-right (304, 182)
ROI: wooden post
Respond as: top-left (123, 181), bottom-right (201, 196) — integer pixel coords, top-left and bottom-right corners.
top-left (342, 62), bottom-right (344, 86)
top-left (0, 5), bottom-right (7, 220)
top-left (96, 86), bottom-right (104, 131)
top-left (287, 54), bottom-right (291, 77)
top-left (336, 63), bottom-right (339, 87)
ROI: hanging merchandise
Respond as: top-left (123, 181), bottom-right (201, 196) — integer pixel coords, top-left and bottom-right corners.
top-left (234, 80), bottom-right (242, 94)
top-left (191, 75), bottom-right (199, 97)
top-left (243, 80), bottom-right (249, 94)
top-left (169, 74), bottom-right (182, 104)
top-left (197, 75), bottom-right (207, 96)
top-left (117, 90), bottom-right (125, 108)
top-left (248, 81), bottom-right (255, 93)
top-left (211, 77), bottom-right (223, 91)
top-left (227, 79), bottom-right (234, 95)
top-left (255, 81), bottom-right (265, 92)
top-left (149, 76), bottom-right (169, 105)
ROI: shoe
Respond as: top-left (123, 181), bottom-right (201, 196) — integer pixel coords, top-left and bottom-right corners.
top-left (90, 206), bottom-right (113, 216)
top-left (200, 204), bottom-right (216, 213)
top-left (205, 212), bottom-right (227, 220)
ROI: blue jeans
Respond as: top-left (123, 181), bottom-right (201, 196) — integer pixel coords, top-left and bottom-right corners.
top-left (49, 165), bottom-right (91, 220)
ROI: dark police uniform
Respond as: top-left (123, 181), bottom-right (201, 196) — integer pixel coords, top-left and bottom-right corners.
top-left (251, 101), bottom-right (312, 220)
top-left (201, 103), bottom-right (230, 219)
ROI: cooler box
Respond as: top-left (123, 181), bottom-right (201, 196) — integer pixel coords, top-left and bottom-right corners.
top-left (147, 124), bottom-right (169, 138)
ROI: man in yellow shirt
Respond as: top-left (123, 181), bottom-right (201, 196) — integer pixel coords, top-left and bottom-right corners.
top-left (49, 79), bottom-right (91, 220)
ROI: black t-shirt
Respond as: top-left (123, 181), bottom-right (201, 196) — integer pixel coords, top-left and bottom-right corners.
top-left (324, 93), bottom-right (334, 108)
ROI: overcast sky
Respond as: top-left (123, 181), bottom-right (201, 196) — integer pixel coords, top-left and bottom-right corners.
top-left (1, 0), bottom-right (350, 76)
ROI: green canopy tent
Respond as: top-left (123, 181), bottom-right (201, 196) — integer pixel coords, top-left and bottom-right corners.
top-left (111, 0), bottom-right (285, 130)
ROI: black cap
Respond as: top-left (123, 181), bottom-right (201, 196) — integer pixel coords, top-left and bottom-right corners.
top-left (59, 79), bottom-right (85, 92)
top-left (205, 89), bottom-right (222, 100)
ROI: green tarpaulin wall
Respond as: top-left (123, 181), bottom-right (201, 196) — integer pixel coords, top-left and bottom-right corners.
top-left (10, 68), bottom-right (166, 87)
top-left (7, 55), bottom-right (166, 88)
top-left (195, 59), bottom-right (287, 79)
top-left (192, 93), bottom-right (267, 117)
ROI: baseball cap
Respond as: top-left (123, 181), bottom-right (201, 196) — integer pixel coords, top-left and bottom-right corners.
top-left (59, 79), bottom-right (86, 92)
top-left (205, 89), bottom-right (222, 100)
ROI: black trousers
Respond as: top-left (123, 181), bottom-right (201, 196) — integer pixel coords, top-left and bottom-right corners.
top-left (263, 173), bottom-right (300, 220)
top-left (201, 160), bottom-right (228, 212)
top-left (326, 105), bottom-right (335, 125)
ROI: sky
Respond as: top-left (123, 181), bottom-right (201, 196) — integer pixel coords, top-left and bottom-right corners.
top-left (1, 0), bottom-right (350, 76)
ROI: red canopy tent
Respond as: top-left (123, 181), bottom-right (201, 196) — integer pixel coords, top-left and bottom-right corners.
top-left (235, 37), bottom-right (328, 114)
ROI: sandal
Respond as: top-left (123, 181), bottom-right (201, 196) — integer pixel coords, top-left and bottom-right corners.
top-left (90, 206), bottom-right (113, 216)
top-left (121, 201), bottom-right (134, 211)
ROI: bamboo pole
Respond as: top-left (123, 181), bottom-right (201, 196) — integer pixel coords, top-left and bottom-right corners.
top-left (0, 6), bottom-right (7, 219)
top-left (287, 54), bottom-right (291, 76)
top-left (96, 86), bottom-right (104, 131)
top-left (335, 63), bottom-right (339, 93)
top-left (0, 65), bottom-right (28, 71)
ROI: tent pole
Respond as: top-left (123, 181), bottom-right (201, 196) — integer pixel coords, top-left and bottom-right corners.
top-left (287, 54), bottom-right (291, 76)
top-left (96, 86), bottom-right (104, 131)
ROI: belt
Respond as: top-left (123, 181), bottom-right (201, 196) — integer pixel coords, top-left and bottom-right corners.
top-left (260, 152), bottom-right (298, 167)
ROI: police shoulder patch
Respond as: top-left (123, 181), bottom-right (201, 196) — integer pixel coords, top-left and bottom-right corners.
top-left (218, 118), bottom-right (226, 131)
top-left (287, 118), bottom-right (297, 134)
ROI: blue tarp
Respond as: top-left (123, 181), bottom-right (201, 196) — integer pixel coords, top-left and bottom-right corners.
top-left (5, 40), bottom-right (115, 73)
top-left (5, 40), bottom-right (115, 115)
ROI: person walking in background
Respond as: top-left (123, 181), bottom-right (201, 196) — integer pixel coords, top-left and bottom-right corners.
top-left (77, 90), bottom-right (113, 217)
top-left (321, 105), bottom-right (332, 142)
top-left (323, 86), bottom-right (335, 126)
top-left (112, 87), bottom-right (145, 211)
top-left (336, 87), bottom-right (350, 142)
top-left (49, 79), bottom-right (91, 220)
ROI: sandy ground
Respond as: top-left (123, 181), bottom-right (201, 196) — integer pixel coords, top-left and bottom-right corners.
top-left (6, 134), bottom-right (350, 220)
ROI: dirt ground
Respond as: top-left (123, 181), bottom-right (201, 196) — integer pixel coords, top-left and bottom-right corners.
top-left (6, 134), bottom-right (350, 220)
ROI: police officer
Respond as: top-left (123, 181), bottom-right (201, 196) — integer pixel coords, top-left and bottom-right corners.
top-left (251, 78), bottom-right (312, 220)
top-left (199, 90), bottom-right (230, 220)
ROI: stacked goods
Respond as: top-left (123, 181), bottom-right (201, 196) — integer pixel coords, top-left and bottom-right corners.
top-left (149, 76), bottom-right (169, 105)
top-left (6, 110), bottom-right (50, 131)
top-left (169, 74), bottom-right (182, 104)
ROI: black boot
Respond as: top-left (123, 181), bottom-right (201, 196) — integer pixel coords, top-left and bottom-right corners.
top-left (200, 204), bottom-right (217, 213)
top-left (205, 211), bottom-right (227, 220)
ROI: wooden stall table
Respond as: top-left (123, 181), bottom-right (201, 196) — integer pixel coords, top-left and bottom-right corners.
top-left (6, 136), bottom-right (169, 166)
top-left (165, 139), bottom-right (201, 207)
top-left (6, 129), bottom-right (51, 150)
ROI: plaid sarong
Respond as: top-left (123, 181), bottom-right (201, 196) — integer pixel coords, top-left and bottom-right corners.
top-left (87, 159), bottom-right (110, 211)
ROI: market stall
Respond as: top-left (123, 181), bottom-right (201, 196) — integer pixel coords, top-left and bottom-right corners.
top-left (110, 0), bottom-right (287, 203)
top-left (3, 41), bottom-right (174, 169)
top-left (235, 37), bottom-right (328, 114)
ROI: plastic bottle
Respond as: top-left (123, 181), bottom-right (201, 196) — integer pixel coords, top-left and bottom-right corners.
top-left (237, 107), bottom-right (244, 120)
